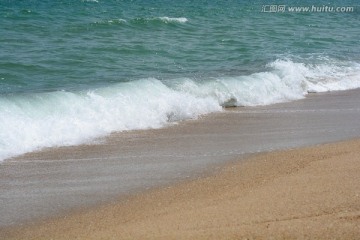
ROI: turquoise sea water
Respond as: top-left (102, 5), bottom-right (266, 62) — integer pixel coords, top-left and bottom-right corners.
top-left (0, 0), bottom-right (359, 160)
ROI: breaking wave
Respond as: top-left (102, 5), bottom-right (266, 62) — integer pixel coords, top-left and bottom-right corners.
top-left (1, 58), bottom-right (359, 161)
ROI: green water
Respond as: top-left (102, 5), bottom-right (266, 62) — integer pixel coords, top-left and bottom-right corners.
top-left (1, 0), bottom-right (359, 94)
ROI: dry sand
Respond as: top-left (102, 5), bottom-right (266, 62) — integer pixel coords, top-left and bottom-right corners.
top-left (2, 139), bottom-right (360, 239)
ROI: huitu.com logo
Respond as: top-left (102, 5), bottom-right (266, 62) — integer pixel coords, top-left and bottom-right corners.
top-left (261, 5), bottom-right (355, 13)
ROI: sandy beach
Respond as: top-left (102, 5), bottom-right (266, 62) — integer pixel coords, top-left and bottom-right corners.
top-left (2, 139), bottom-right (360, 239)
top-left (1, 90), bottom-right (360, 239)
top-left (2, 89), bottom-right (360, 229)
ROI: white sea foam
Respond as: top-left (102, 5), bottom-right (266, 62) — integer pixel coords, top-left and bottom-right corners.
top-left (94, 18), bottom-right (127, 25)
top-left (268, 58), bottom-right (360, 93)
top-left (172, 59), bottom-right (360, 107)
top-left (157, 17), bottom-right (188, 23)
top-left (0, 59), bottom-right (359, 161)
top-left (95, 17), bottom-right (187, 25)
top-left (107, 19), bottom-right (127, 24)
top-left (0, 79), bottom-right (220, 161)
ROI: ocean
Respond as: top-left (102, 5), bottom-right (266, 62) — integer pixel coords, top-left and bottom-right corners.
top-left (0, 0), bottom-right (359, 161)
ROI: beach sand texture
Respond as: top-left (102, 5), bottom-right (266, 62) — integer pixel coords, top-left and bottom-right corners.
top-left (2, 139), bottom-right (360, 239)
top-left (2, 90), bottom-right (360, 229)
top-left (1, 90), bottom-right (360, 239)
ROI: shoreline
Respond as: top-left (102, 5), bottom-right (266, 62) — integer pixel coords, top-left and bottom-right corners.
top-left (2, 139), bottom-right (360, 239)
top-left (1, 89), bottom-right (360, 230)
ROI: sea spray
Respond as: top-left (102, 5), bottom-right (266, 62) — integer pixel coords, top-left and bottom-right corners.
top-left (0, 79), bottom-right (220, 161)
top-left (1, 59), bottom-right (360, 161)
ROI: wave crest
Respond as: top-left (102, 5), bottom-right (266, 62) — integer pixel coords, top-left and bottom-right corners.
top-left (1, 58), bottom-right (359, 161)
top-left (157, 17), bottom-right (188, 23)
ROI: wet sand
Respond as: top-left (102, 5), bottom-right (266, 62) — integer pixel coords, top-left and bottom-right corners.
top-left (2, 139), bottom-right (360, 239)
top-left (1, 89), bottom-right (360, 234)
